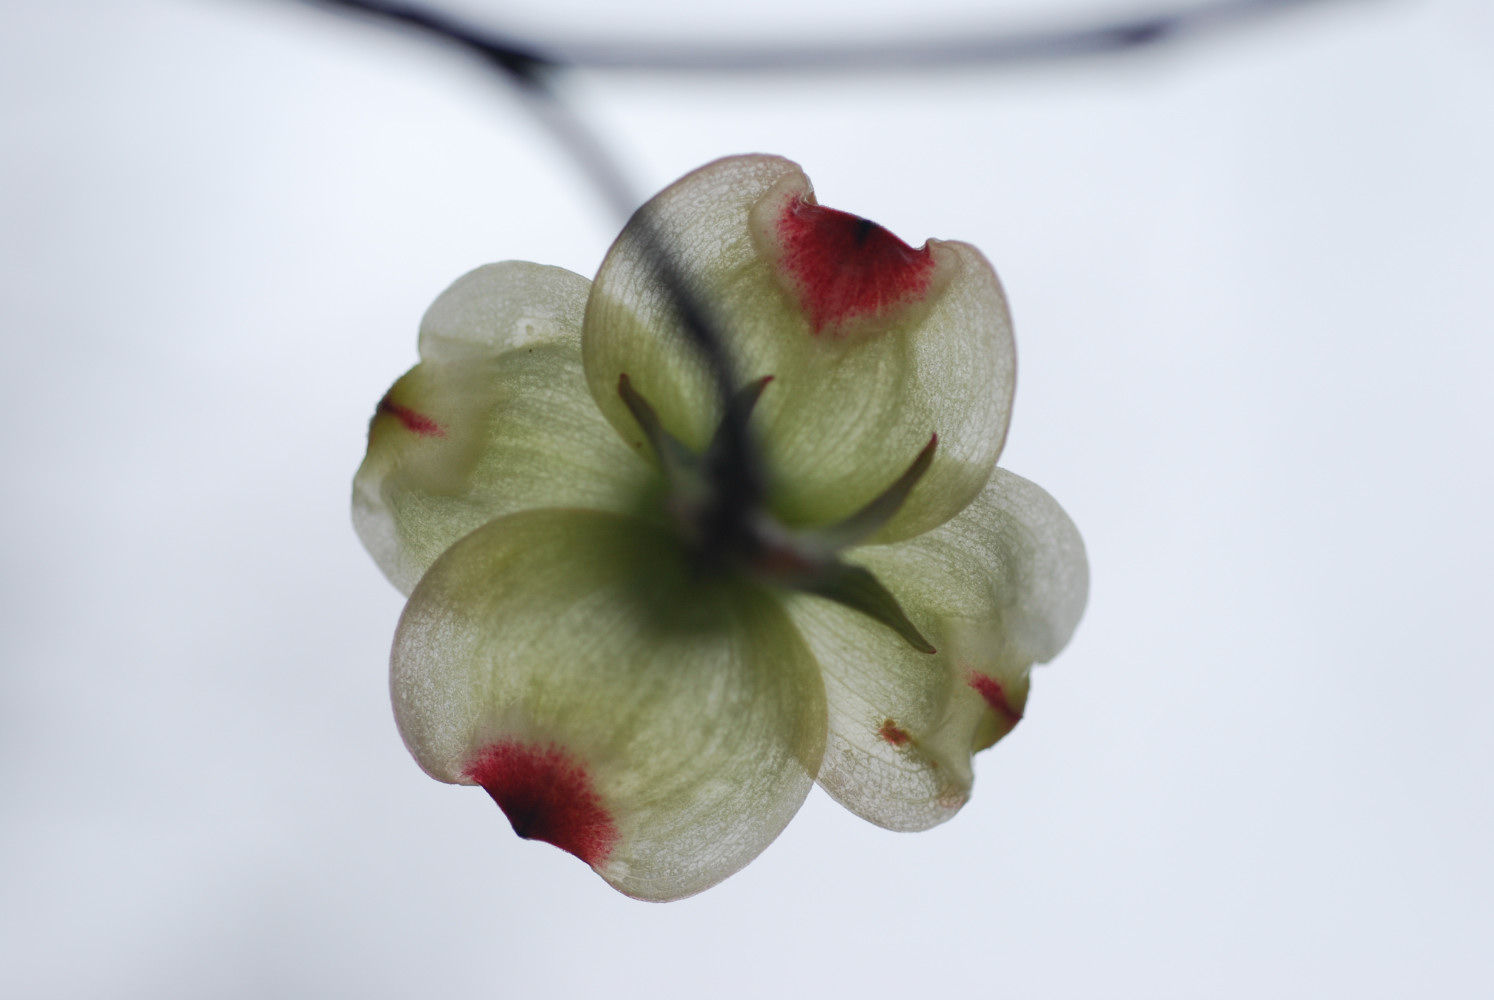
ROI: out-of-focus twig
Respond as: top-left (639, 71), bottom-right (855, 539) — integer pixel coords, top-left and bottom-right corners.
top-left (307, 0), bottom-right (1340, 76)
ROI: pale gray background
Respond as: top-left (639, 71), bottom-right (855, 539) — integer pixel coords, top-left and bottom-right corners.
top-left (2, 0), bottom-right (1491, 996)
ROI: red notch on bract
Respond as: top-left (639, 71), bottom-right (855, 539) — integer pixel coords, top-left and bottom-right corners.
top-left (776, 199), bottom-right (936, 336)
top-left (967, 672), bottom-right (1023, 725)
top-left (466, 741), bottom-right (619, 866)
top-left (377, 394), bottom-right (445, 438)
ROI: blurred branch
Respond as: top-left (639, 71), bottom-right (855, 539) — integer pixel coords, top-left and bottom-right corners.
top-left (306, 0), bottom-right (1342, 76)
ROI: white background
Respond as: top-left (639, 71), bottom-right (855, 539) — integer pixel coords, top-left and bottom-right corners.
top-left (2, 0), bottom-right (1491, 996)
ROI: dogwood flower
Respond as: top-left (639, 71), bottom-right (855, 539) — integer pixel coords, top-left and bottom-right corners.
top-left (354, 154), bottom-right (1087, 901)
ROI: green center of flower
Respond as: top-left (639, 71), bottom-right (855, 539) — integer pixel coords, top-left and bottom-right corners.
top-left (617, 373), bottom-right (936, 653)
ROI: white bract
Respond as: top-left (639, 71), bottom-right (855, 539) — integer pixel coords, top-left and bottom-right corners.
top-left (354, 155), bottom-right (1087, 901)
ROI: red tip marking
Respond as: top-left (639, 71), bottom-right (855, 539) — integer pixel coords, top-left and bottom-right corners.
top-left (377, 394), bottom-right (444, 437)
top-left (465, 741), bottom-right (619, 866)
top-left (968, 673), bottom-right (1023, 725)
top-left (878, 719), bottom-right (912, 748)
top-left (775, 198), bottom-right (936, 335)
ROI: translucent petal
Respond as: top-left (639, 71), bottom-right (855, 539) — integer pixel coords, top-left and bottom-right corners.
top-left (785, 593), bottom-right (972, 832)
top-left (583, 155), bottom-right (1015, 543)
top-left (353, 262), bottom-right (655, 594)
top-left (392, 508), bottom-right (827, 901)
top-left (800, 468), bottom-right (1088, 830)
